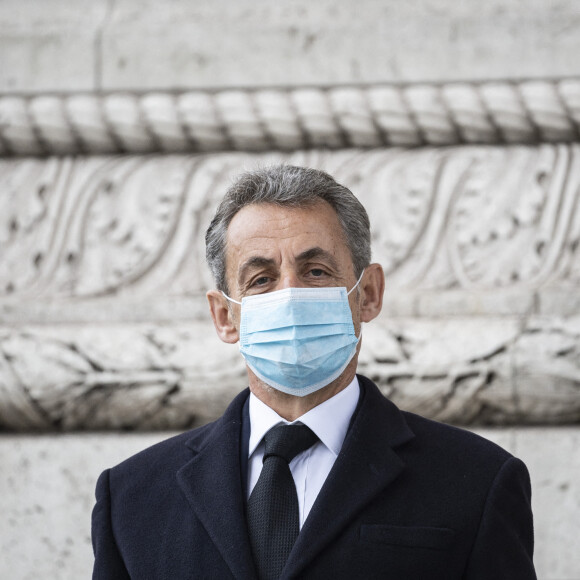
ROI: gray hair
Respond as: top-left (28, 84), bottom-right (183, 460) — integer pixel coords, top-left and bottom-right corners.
top-left (205, 164), bottom-right (371, 293)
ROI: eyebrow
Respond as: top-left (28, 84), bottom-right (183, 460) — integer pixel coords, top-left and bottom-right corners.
top-left (295, 247), bottom-right (340, 271)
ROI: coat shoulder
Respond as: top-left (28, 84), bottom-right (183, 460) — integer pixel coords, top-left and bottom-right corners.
top-left (357, 374), bottom-right (513, 469)
top-left (107, 388), bottom-right (250, 482)
top-left (395, 410), bottom-right (520, 500)
top-left (402, 410), bottom-right (513, 464)
top-left (107, 421), bottom-right (217, 485)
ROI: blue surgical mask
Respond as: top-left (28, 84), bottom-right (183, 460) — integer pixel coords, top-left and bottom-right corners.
top-left (223, 271), bottom-right (364, 396)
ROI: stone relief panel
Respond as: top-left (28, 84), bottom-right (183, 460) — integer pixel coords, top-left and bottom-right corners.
top-left (0, 323), bottom-right (246, 431)
top-left (1, 146), bottom-right (579, 302)
top-left (361, 315), bottom-right (580, 426)
top-left (0, 316), bottom-right (578, 431)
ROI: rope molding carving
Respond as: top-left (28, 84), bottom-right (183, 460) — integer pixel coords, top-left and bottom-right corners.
top-left (1, 79), bottom-right (580, 156)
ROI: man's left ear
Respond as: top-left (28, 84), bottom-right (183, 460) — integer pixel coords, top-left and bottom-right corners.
top-left (359, 263), bottom-right (385, 323)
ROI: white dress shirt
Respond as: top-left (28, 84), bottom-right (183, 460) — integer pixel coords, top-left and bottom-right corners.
top-left (247, 376), bottom-right (360, 528)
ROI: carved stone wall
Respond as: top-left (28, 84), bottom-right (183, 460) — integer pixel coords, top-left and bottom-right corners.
top-left (1, 147), bottom-right (579, 430)
top-left (2, 1), bottom-right (580, 578)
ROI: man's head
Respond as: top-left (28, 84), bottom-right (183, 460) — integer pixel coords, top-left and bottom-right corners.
top-left (205, 165), bottom-right (371, 295)
top-left (205, 164), bottom-right (384, 417)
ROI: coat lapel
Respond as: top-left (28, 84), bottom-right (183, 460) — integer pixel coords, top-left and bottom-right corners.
top-left (176, 389), bottom-right (257, 580)
top-left (282, 376), bottom-right (415, 578)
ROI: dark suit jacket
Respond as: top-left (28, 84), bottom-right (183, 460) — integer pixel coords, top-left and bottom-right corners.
top-left (92, 375), bottom-right (536, 579)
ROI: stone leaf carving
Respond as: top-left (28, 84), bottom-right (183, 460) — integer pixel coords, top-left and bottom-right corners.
top-left (1, 146), bottom-right (579, 302)
top-left (1, 316), bottom-right (578, 431)
top-left (0, 324), bottom-right (246, 431)
top-left (360, 315), bottom-right (580, 426)
top-left (0, 156), bottom-right (190, 298)
top-left (513, 317), bottom-right (580, 423)
top-left (450, 146), bottom-right (579, 289)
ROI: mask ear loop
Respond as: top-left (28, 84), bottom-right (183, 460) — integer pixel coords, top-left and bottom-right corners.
top-left (347, 269), bottom-right (366, 341)
top-left (347, 269), bottom-right (366, 296)
top-left (221, 291), bottom-right (241, 305)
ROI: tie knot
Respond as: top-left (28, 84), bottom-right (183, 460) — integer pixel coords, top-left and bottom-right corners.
top-left (263, 424), bottom-right (318, 464)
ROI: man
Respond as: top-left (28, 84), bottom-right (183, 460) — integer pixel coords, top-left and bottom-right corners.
top-left (92, 165), bottom-right (536, 579)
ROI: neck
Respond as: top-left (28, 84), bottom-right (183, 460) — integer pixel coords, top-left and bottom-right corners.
top-left (247, 360), bottom-right (358, 421)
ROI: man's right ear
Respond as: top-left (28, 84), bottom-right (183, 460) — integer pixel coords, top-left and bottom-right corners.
top-left (207, 289), bottom-right (240, 344)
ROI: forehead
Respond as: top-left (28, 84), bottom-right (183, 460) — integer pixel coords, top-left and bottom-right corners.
top-left (225, 201), bottom-right (351, 268)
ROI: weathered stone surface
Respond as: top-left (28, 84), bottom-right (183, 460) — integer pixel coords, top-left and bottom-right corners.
top-left (2, 1), bottom-right (580, 95)
top-left (514, 428), bottom-right (580, 579)
top-left (538, 287), bottom-right (580, 317)
top-left (0, 432), bottom-right (169, 580)
top-left (0, 0), bottom-right (109, 93)
top-left (0, 316), bottom-right (578, 431)
top-left (513, 317), bottom-right (580, 424)
top-left (1, 427), bottom-right (578, 580)
top-left (99, 0), bottom-right (580, 89)
top-left (361, 315), bottom-right (580, 426)
top-left (4, 0), bottom-right (580, 94)
top-left (0, 323), bottom-right (246, 431)
top-left (474, 427), bottom-right (580, 580)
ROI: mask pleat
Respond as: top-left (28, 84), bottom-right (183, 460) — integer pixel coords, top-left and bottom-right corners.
top-left (243, 333), bottom-right (357, 364)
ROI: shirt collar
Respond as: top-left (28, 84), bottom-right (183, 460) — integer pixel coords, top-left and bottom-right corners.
top-left (248, 376), bottom-right (360, 458)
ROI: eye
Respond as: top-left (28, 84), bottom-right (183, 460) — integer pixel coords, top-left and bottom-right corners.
top-left (310, 269), bottom-right (325, 277)
top-left (252, 276), bottom-right (270, 286)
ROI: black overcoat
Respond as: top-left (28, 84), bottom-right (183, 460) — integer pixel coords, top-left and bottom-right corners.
top-left (92, 375), bottom-right (536, 579)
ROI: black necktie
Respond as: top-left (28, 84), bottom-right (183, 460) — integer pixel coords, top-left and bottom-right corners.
top-left (247, 423), bottom-right (319, 580)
